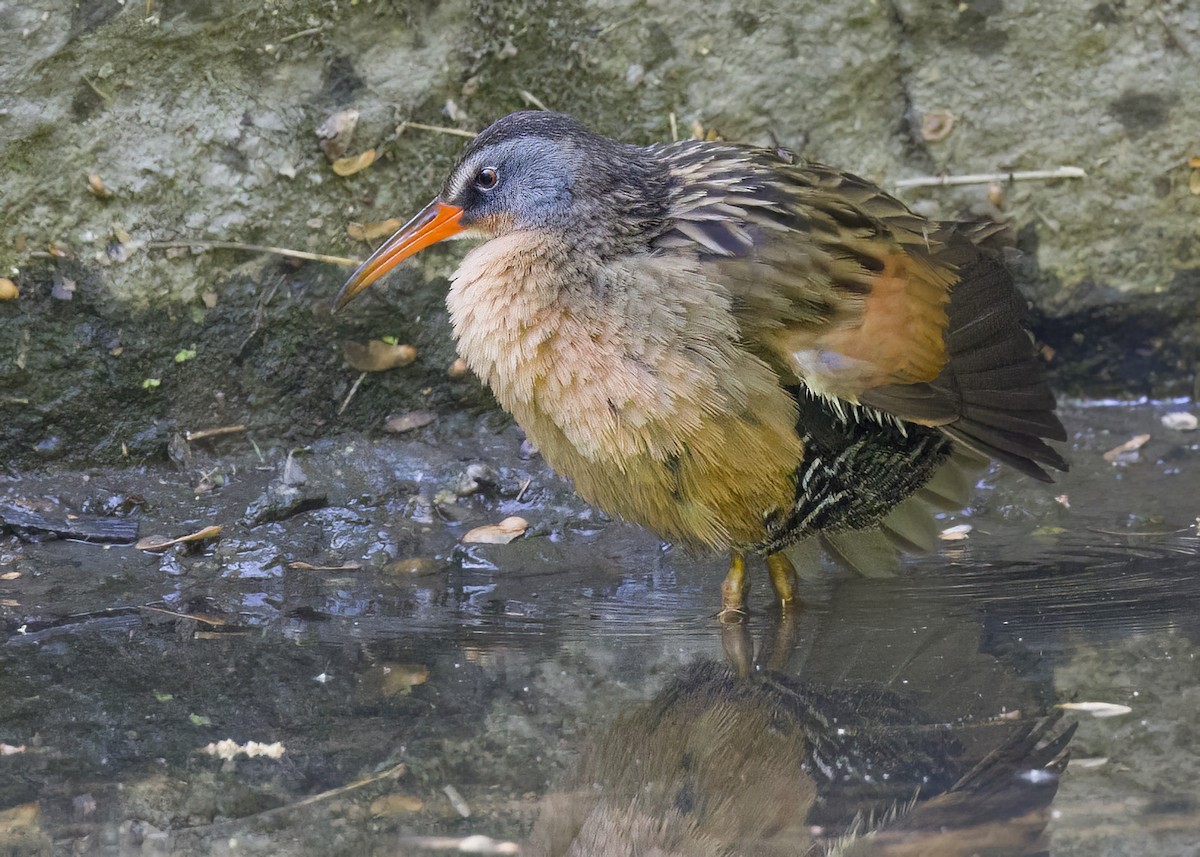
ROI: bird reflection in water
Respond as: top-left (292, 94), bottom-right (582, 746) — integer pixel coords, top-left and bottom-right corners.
top-left (527, 619), bottom-right (1074, 857)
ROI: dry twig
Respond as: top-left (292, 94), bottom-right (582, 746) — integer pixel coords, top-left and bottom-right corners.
top-left (894, 166), bottom-right (1086, 190)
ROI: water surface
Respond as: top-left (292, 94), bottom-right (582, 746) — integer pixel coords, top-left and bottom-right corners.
top-left (1, 401), bottom-right (1197, 855)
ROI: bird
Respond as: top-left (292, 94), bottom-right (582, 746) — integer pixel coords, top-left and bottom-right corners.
top-left (335, 111), bottom-right (1067, 617)
top-left (525, 658), bottom-right (1075, 857)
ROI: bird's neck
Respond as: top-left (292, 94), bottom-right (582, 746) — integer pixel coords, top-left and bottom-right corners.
top-left (446, 231), bottom-right (773, 458)
top-left (447, 231), bottom-right (685, 457)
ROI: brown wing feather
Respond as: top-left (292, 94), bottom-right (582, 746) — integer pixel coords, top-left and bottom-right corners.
top-left (654, 144), bottom-right (1066, 480)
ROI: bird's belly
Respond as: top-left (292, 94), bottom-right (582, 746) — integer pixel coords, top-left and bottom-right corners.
top-left (447, 236), bottom-right (803, 550)
top-left (511, 397), bottom-right (801, 550)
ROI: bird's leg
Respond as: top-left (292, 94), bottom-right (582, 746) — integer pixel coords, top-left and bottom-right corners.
top-left (766, 552), bottom-right (800, 609)
top-left (720, 620), bottom-right (755, 678)
top-left (719, 551), bottom-right (749, 621)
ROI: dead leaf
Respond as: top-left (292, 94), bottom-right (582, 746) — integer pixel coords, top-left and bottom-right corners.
top-left (447, 357), bottom-right (470, 378)
top-left (939, 524), bottom-right (973, 541)
top-left (0, 571), bottom-right (20, 580)
top-left (0, 802), bottom-right (39, 834)
top-left (1161, 411), bottom-right (1198, 431)
top-left (135, 525), bottom-right (222, 553)
top-left (287, 561), bottom-right (363, 571)
top-left (384, 411), bottom-right (436, 433)
top-left (316, 108), bottom-right (359, 162)
top-left (920, 110), bottom-right (955, 142)
top-left (1190, 155), bottom-right (1200, 169)
top-left (87, 173), bottom-right (112, 198)
top-left (331, 148), bottom-right (376, 177)
top-left (0, 278), bottom-right (18, 301)
top-left (382, 557), bottom-right (441, 577)
top-left (462, 516), bottom-right (528, 545)
top-left (343, 340), bottom-right (416, 372)
top-left (347, 218), bottom-right (402, 242)
top-left (201, 291), bottom-right (219, 309)
top-left (0, 743), bottom-right (26, 755)
top-left (0, 599), bottom-right (19, 607)
top-left (1191, 170), bottom-right (1200, 196)
top-left (1103, 433), bottom-right (1150, 463)
top-left (1069, 756), bottom-right (1109, 769)
top-left (381, 663), bottom-right (429, 696)
top-left (1058, 701), bottom-right (1132, 718)
top-left (369, 793), bottom-right (424, 816)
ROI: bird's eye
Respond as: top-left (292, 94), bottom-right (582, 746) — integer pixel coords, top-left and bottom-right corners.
top-left (474, 167), bottom-right (499, 191)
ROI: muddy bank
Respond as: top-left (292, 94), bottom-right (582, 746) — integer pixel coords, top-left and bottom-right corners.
top-left (3, 0), bottom-right (1199, 469)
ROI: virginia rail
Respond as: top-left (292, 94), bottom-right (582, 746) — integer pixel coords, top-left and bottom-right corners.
top-left (335, 111), bottom-right (1067, 616)
top-left (527, 659), bottom-right (1073, 856)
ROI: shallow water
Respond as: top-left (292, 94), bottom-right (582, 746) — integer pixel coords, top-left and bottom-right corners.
top-left (1, 401), bottom-right (1198, 855)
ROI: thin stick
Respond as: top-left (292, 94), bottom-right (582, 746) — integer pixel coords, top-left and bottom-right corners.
top-left (400, 121), bottom-right (478, 139)
top-left (337, 372), bottom-right (367, 416)
top-left (147, 240), bottom-right (358, 267)
top-left (395, 836), bottom-right (519, 855)
top-left (178, 761), bottom-right (407, 832)
top-left (280, 26), bottom-right (322, 43)
top-left (82, 76), bottom-right (113, 105)
top-left (519, 89), bottom-right (551, 112)
top-left (139, 605), bottom-right (226, 626)
top-left (186, 424), bottom-right (247, 442)
top-left (669, 112), bottom-right (679, 142)
top-left (894, 166), bottom-right (1086, 190)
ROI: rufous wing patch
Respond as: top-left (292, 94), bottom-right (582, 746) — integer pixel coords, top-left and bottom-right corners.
top-left (773, 250), bottom-right (954, 403)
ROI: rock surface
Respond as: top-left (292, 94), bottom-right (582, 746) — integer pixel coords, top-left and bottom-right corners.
top-left (2, 0), bottom-right (1198, 466)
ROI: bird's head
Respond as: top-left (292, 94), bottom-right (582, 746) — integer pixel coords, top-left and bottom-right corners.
top-left (334, 111), bottom-right (667, 310)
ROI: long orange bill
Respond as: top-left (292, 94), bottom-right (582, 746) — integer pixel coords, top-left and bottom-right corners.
top-left (333, 200), bottom-right (464, 312)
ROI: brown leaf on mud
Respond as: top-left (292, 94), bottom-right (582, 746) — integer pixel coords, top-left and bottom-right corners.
top-left (384, 411), bottom-right (436, 433)
top-left (343, 340), bottom-right (416, 372)
top-left (462, 516), bottom-right (528, 545)
top-left (135, 525), bottom-right (222, 553)
top-left (87, 173), bottom-right (112, 198)
top-left (0, 802), bottom-right (39, 833)
top-left (1102, 434), bottom-right (1150, 463)
top-left (370, 794), bottom-right (424, 816)
top-left (920, 110), bottom-right (955, 142)
top-left (287, 561), bottom-right (363, 571)
top-left (347, 219), bottom-right (402, 242)
top-left (331, 148), bottom-right (376, 177)
top-left (0, 279), bottom-right (19, 301)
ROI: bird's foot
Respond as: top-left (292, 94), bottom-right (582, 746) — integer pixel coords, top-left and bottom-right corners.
top-left (719, 552), bottom-right (749, 622)
top-left (766, 552), bottom-right (803, 612)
